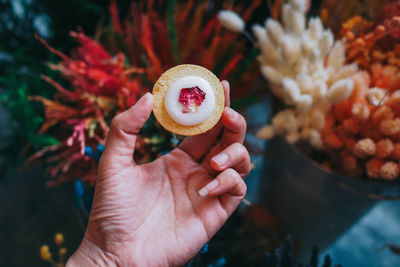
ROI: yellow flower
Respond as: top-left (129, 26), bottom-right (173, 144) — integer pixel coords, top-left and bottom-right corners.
top-left (54, 233), bottom-right (64, 246)
top-left (250, 162), bottom-right (255, 170)
top-left (40, 245), bottom-right (52, 261)
top-left (59, 247), bottom-right (67, 256)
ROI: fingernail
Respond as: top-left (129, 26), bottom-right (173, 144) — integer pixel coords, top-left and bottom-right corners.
top-left (212, 152), bottom-right (228, 167)
top-left (198, 179), bottom-right (219, 197)
top-left (132, 92), bottom-right (152, 108)
top-left (221, 80), bottom-right (230, 89)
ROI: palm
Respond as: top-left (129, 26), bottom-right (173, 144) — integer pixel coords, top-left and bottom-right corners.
top-left (91, 146), bottom-right (243, 266)
top-left (75, 82), bottom-right (250, 267)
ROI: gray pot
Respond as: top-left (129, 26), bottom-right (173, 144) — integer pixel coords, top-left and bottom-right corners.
top-left (259, 137), bottom-right (400, 260)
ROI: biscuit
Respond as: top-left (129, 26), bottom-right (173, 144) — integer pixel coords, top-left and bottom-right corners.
top-left (152, 64), bottom-right (225, 136)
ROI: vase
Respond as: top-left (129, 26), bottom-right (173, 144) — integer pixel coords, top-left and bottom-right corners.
top-left (259, 137), bottom-right (400, 260)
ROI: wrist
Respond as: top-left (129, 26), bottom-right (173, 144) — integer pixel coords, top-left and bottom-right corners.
top-left (66, 237), bottom-right (117, 267)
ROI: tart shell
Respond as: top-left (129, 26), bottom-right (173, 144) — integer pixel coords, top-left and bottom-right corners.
top-left (152, 64), bottom-right (224, 136)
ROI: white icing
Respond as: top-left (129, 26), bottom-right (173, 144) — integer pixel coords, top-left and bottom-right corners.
top-left (164, 76), bottom-right (215, 126)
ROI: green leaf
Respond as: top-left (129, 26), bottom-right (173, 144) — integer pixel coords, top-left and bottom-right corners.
top-left (141, 113), bottom-right (157, 134)
top-left (231, 96), bottom-right (259, 109)
top-left (166, 0), bottom-right (180, 64)
top-left (29, 134), bottom-right (59, 147)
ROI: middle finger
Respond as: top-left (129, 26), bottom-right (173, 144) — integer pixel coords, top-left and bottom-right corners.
top-left (210, 143), bottom-right (251, 178)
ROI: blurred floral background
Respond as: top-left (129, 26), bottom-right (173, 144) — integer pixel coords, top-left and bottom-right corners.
top-left (2, 0), bottom-right (400, 266)
top-left (0, 1), bottom-right (269, 266)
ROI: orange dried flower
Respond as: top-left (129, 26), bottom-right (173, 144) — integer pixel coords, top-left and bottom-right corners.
top-left (335, 125), bottom-right (348, 140)
top-left (321, 9), bottom-right (400, 181)
top-left (345, 138), bottom-right (356, 152)
top-left (375, 139), bottom-right (394, 158)
top-left (360, 124), bottom-right (383, 141)
top-left (353, 138), bottom-right (376, 158)
top-left (380, 161), bottom-right (400, 180)
top-left (365, 158), bottom-right (384, 178)
top-left (342, 154), bottom-right (362, 177)
top-left (380, 118), bottom-right (400, 136)
top-left (351, 71), bottom-right (370, 103)
top-left (375, 25), bottom-right (386, 36)
top-left (391, 132), bottom-right (400, 142)
top-left (342, 118), bottom-right (360, 135)
top-left (388, 91), bottom-right (400, 113)
top-left (333, 101), bottom-right (352, 121)
top-left (371, 64), bottom-right (398, 89)
top-left (341, 16), bottom-right (369, 32)
top-left (323, 114), bottom-right (335, 131)
top-left (322, 131), bottom-right (344, 149)
top-left (342, 153), bottom-right (357, 169)
top-left (345, 31), bottom-right (355, 41)
top-left (351, 102), bottom-right (370, 121)
top-left (372, 106), bottom-right (394, 125)
top-left (343, 15), bottom-right (400, 69)
top-left (391, 143), bottom-right (400, 159)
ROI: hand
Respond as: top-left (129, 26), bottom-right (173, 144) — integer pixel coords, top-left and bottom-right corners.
top-left (66, 81), bottom-right (250, 267)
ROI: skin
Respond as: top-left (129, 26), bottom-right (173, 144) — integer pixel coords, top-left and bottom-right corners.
top-left (66, 81), bottom-right (250, 267)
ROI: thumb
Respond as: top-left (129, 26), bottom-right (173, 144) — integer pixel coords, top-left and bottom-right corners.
top-left (100, 92), bottom-right (154, 167)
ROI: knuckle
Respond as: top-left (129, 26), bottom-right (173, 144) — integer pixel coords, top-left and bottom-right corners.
top-left (238, 114), bottom-right (247, 131)
top-left (246, 161), bottom-right (252, 173)
top-left (232, 114), bottom-right (246, 132)
top-left (231, 142), bottom-right (246, 154)
top-left (244, 150), bottom-right (251, 162)
top-left (231, 143), bottom-right (249, 161)
top-left (225, 168), bottom-right (240, 179)
top-left (240, 161), bottom-right (251, 177)
top-left (236, 178), bottom-right (247, 196)
top-left (238, 113), bottom-right (246, 123)
top-left (242, 165), bottom-right (251, 178)
top-left (241, 184), bottom-right (247, 196)
top-left (110, 116), bottom-right (121, 130)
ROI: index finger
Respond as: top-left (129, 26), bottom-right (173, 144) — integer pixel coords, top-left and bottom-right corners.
top-left (178, 80), bottom-right (230, 161)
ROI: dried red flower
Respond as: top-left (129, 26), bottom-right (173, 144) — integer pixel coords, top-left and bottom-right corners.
top-left (178, 87), bottom-right (206, 113)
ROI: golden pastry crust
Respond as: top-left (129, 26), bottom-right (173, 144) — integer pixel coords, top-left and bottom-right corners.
top-left (152, 64), bottom-right (224, 136)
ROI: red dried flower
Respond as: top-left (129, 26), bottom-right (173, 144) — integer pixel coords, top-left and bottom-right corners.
top-left (29, 0), bottom-right (261, 185)
top-left (178, 87), bottom-right (206, 113)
